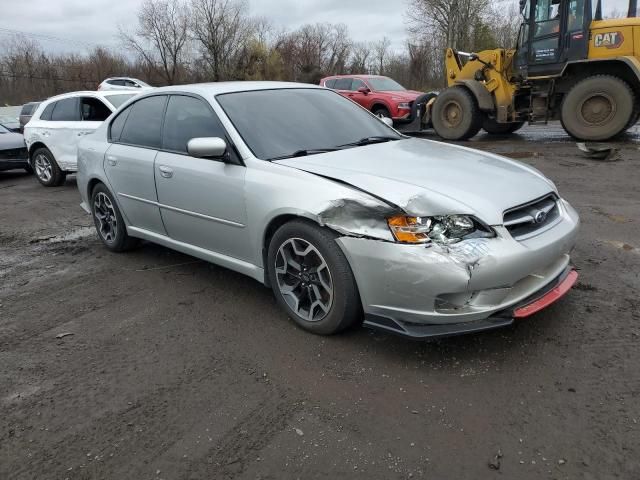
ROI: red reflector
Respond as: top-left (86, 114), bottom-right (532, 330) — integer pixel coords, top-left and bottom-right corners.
top-left (514, 270), bottom-right (578, 319)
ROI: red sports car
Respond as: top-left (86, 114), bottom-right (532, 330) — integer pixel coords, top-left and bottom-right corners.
top-left (320, 75), bottom-right (431, 123)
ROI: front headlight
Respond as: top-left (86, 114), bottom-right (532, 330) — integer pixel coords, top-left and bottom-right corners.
top-left (387, 215), bottom-right (494, 245)
top-left (397, 102), bottom-right (411, 109)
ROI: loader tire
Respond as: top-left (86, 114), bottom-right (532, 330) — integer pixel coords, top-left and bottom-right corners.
top-left (560, 75), bottom-right (634, 141)
top-left (482, 117), bottom-right (525, 135)
top-left (432, 87), bottom-right (483, 140)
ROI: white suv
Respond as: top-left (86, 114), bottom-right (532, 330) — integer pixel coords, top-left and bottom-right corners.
top-left (98, 77), bottom-right (153, 92)
top-left (24, 91), bottom-right (137, 186)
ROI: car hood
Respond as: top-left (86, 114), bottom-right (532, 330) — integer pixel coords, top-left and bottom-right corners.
top-left (379, 90), bottom-right (423, 101)
top-left (0, 131), bottom-right (26, 150)
top-left (274, 138), bottom-right (556, 225)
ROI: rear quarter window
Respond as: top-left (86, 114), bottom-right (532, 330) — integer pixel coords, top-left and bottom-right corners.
top-left (39, 103), bottom-right (56, 121)
top-left (324, 79), bottom-right (337, 89)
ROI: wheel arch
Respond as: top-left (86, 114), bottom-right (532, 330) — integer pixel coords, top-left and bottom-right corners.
top-left (261, 213), bottom-right (320, 287)
top-left (28, 141), bottom-right (49, 161)
top-left (557, 59), bottom-right (640, 96)
top-left (370, 102), bottom-right (392, 115)
top-left (453, 80), bottom-right (495, 111)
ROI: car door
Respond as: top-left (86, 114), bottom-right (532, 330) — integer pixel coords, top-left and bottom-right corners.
top-left (333, 78), bottom-right (354, 101)
top-left (154, 94), bottom-right (250, 261)
top-left (45, 97), bottom-right (81, 170)
top-left (347, 79), bottom-right (371, 109)
top-left (103, 95), bottom-right (166, 234)
top-left (76, 96), bottom-right (113, 140)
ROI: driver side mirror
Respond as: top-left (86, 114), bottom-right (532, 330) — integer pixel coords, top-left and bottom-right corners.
top-left (187, 137), bottom-right (228, 160)
top-left (358, 86), bottom-right (371, 95)
top-left (381, 117), bottom-right (394, 127)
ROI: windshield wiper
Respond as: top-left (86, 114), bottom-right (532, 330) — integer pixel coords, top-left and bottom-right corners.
top-left (269, 148), bottom-right (339, 161)
top-left (336, 136), bottom-right (400, 148)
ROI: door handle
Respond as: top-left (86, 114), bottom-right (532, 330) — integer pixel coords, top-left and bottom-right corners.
top-left (106, 155), bottom-right (117, 167)
top-left (158, 165), bottom-right (173, 178)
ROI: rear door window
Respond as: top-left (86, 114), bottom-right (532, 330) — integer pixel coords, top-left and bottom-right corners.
top-left (51, 98), bottom-right (80, 121)
top-left (334, 78), bottom-right (353, 90)
top-left (118, 95), bottom-right (167, 148)
top-left (81, 97), bottom-right (112, 121)
top-left (162, 95), bottom-right (227, 154)
top-left (108, 79), bottom-right (125, 86)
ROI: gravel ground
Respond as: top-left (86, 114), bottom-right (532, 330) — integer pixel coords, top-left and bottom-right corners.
top-left (1, 122), bottom-right (639, 479)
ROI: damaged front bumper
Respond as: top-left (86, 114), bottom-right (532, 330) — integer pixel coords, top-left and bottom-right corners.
top-left (336, 200), bottom-right (580, 338)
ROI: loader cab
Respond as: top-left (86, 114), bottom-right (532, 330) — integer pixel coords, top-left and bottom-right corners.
top-left (515, 0), bottom-right (595, 77)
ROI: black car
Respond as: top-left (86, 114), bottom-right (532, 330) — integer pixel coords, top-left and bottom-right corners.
top-left (19, 102), bottom-right (40, 133)
top-left (0, 124), bottom-right (30, 173)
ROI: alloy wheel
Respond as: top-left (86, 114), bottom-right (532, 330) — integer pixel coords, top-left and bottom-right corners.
top-left (93, 192), bottom-right (118, 243)
top-left (275, 238), bottom-right (334, 322)
top-left (34, 154), bottom-right (52, 182)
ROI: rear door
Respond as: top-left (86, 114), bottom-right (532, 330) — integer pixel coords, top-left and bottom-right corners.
top-left (103, 95), bottom-right (167, 234)
top-left (333, 78), bottom-right (354, 100)
top-left (153, 94), bottom-right (250, 261)
top-left (45, 97), bottom-right (81, 170)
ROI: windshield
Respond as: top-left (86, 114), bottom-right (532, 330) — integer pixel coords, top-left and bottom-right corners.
top-left (367, 77), bottom-right (406, 92)
top-left (217, 88), bottom-right (402, 160)
top-left (0, 124), bottom-right (8, 133)
top-left (106, 94), bottom-right (136, 109)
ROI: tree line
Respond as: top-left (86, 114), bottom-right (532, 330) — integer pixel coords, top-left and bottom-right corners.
top-left (0, 0), bottom-right (521, 106)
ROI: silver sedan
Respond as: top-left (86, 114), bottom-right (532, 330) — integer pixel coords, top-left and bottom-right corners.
top-left (77, 82), bottom-right (580, 338)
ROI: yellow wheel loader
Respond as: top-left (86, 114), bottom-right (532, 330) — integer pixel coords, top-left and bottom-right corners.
top-left (428, 0), bottom-right (640, 141)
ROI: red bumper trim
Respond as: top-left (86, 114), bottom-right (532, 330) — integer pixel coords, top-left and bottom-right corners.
top-left (514, 270), bottom-right (579, 319)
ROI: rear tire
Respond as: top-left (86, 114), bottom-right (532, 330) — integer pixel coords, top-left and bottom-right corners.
top-left (432, 86), bottom-right (483, 140)
top-left (560, 75), bottom-right (634, 141)
top-left (90, 183), bottom-right (139, 252)
top-left (267, 220), bottom-right (361, 335)
top-left (32, 147), bottom-right (66, 187)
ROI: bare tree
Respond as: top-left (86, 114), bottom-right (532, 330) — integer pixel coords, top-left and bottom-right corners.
top-left (372, 37), bottom-right (391, 75)
top-left (406, 0), bottom-right (491, 51)
top-left (190, 0), bottom-right (254, 81)
top-left (349, 42), bottom-right (371, 74)
top-left (120, 0), bottom-right (190, 85)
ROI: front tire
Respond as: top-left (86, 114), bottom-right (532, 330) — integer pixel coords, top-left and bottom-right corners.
top-left (267, 220), bottom-right (361, 335)
top-left (560, 75), bottom-right (634, 141)
top-left (91, 183), bottom-right (138, 252)
top-left (482, 117), bottom-right (525, 135)
top-left (372, 106), bottom-right (391, 120)
top-left (432, 86), bottom-right (483, 140)
top-left (32, 147), bottom-right (66, 186)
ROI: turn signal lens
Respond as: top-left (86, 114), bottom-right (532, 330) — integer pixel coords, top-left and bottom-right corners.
top-left (387, 216), bottom-right (432, 244)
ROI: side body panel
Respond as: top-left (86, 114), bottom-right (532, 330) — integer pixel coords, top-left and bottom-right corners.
top-left (154, 152), bottom-right (251, 262)
top-left (103, 143), bottom-right (165, 234)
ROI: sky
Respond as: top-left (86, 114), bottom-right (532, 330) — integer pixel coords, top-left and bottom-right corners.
top-left (0, 0), bottom-right (409, 55)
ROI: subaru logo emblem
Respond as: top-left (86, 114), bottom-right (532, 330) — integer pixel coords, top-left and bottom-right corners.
top-left (534, 210), bottom-right (547, 224)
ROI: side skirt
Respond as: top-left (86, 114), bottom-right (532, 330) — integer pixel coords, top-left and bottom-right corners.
top-left (127, 226), bottom-right (265, 284)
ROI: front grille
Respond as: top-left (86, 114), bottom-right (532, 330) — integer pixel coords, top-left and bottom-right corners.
top-left (503, 194), bottom-right (560, 240)
top-left (0, 147), bottom-right (28, 160)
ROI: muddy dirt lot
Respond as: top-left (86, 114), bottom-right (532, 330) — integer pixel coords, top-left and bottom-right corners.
top-left (1, 123), bottom-right (639, 480)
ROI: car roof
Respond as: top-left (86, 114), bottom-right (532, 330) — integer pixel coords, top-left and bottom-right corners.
top-left (149, 81), bottom-right (323, 96)
top-left (323, 75), bottom-right (386, 80)
top-left (40, 90), bottom-right (137, 103)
